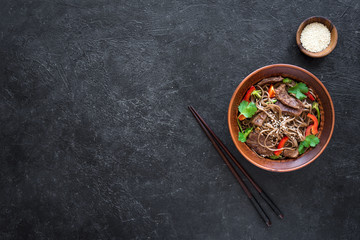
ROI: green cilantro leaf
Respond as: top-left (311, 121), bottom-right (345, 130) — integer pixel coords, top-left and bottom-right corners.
top-left (298, 135), bottom-right (320, 154)
top-left (238, 127), bottom-right (253, 142)
top-left (306, 135), bottom-right (320, 147)
top-left (298, 142), bottom-right (306, 154)
top-left (283, 78), bottom-right (293, 84)
top-left (288, 82), bottom-right (309, 100)
top-left (238, 101), bottom-right (257, 118)
top-left (270, 155), bottom-right (281, 160)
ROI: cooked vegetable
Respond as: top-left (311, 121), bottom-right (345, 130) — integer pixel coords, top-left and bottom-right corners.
top-left (251, 90), bottom-right (262, 99)
top-left (270, 155), bottom-right (281, 160)
top-left (266, 99), bottom-right (277, 104)
top-left (282, 78), bottom-right (293, 84)
top-left (238, 127), bottom-right (253, 142)
top-left (305, 125), bottom-right (313, 136)
top-left (238, 114), bottom-right (246, 121)
top-left (307, 113), bottom-right (318, 134)
top-left (298, 135), bottom-right (320, 154)
top-left (288, 82), bottom-right (309, 100)
top-left (276, 84), bottom-right (303, 109)
top-left (312, 102), bottom-right (320, 123)
top-left (238, 100), bottom-right (257, 118)
top-left (305, 91), bottom-right (315, 101)
top-left (244, 86), bottom-right (256, 102)
top-left (268, 85), bottom-right (276, 98)
top-left (238, 86), bottom-right (257, 120)
top-left (274, 136), bottom-right (289, 156)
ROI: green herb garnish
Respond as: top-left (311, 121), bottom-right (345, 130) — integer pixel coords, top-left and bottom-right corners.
top-left (237, 118), bottom-right (243, 133)
top-left (238, 127), bottom-right (253, 143)
top-left (288, 82), bottom-right (309, 100)
top-left (283, 78), bottom-right (293, 84)
top-left (298, 135), bottom-right (320, 154)
top-left (238, 101), bottom-right (257, 118)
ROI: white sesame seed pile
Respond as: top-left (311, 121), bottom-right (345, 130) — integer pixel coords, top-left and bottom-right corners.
top-left (300, 22), bottom-right (331, 53)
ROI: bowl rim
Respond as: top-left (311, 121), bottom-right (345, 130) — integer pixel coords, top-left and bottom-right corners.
top-left (296, 16), bottom-right (338, 58)
top-left (227, 63), bottom-right (335, 172)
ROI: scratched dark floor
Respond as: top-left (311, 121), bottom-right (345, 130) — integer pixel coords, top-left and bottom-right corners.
top-left (1, 0), bottom-right (360, 239)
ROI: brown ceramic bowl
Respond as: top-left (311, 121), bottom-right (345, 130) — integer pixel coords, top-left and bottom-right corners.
top-left (228, 64), bottom-right (335, 172)
top-left (296, 16), bottom-right (338, 58)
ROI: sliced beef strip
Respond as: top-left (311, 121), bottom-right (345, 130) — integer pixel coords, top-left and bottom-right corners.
top-left (283, 149), bottom-right (299, 158)
top-left (246, 132), bottom-right (273, 157)
top-left (275, 84), bottom-right (303, 109)
top-left (275, 101), bottom-right (303, 117)
top-left (257, 76), bottom-right (284, 86)
top-left (251, 112), bottom-right (267, 127)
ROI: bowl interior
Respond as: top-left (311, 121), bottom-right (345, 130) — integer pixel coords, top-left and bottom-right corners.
top-left (296, 16), bottom-right (338, 58)
top-left (228, 64), bottom-right (334, 172)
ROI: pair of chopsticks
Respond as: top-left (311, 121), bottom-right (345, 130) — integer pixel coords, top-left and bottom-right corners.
top-left (188, 106), bottom-right (283, 227)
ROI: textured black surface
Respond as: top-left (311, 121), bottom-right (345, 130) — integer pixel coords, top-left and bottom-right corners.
top-left (1, 0), bottom-right (360, 239)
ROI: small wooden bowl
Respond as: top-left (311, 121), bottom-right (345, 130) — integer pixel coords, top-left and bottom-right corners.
top-left (296, 16), bottom-right (338, 58)
top-left (228, 64), bottom-right (335, 172)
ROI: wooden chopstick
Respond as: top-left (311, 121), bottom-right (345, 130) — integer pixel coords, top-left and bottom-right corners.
top-left (188, 106), bottom-right (271, 227)
top-left (189, 106), bottom-right (284, 220)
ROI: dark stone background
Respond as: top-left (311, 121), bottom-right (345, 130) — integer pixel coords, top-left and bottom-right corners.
top-left (1, 0), bottom-right (359, 239)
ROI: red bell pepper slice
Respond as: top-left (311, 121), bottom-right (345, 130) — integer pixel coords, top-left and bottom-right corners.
top-left (305, 91), bottom-right (315, 101)
top-left (238, 114), bottom-right (246, 121)
top-left (239, 86), bottom-right (256, 120)
top-left (268, 85), bottom-right (276, 98)
top-left (243, 86), bottom-right (256, 102)
top-left (307, 113), bottom-right (318, 134)
top-left (274, 136), bottom-right (289, 156)
top-left (305, 124), bottom-right (313, 136)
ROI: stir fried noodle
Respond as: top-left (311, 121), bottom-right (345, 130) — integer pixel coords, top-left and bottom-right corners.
top-left (240, 83), bottom-right (316, 153)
